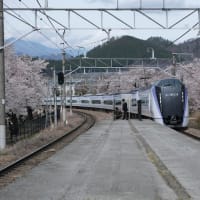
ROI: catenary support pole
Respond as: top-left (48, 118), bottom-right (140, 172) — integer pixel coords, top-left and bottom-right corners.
top-left (172, 54), bottom-right (176, 76)
top-left (62, 49), bottom-right (67, 124)
top-left (53, 69), bottom-right (57, 128)
top-left (69, 64), bottom-right (72, 115)
top-left (0, 0), bottom-right (6, 149)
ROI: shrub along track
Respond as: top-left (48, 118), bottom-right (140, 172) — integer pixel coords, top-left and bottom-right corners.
top-left (0, 110), bottom-right (95, 188)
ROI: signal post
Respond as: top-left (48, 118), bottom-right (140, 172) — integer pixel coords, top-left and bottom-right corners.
top-left (62, 48), bottom-right (67, 125)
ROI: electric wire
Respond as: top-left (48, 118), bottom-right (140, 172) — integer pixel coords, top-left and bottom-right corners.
top-left (17, 1), bottom-right (64, 50)
top-left (4, 2), bottom-right (46, 55)
top-left (4, 2), bottom-right (64, 56)
top-left (5, 18), bottom-right (59, 56)
top-left (4, 1), bottom-right (200, 58)
top-left (35, 0), bottom-right (73, 49)
top-left (22, 0), bottom-right (69, 30)
top-left (172, 22), bottom-right (199, 44)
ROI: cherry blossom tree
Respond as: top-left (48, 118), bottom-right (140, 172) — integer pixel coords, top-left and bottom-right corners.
top-left (5, 46), bottom-right (49, 115)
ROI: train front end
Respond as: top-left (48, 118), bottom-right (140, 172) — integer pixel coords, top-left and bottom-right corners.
top-left (153, 78), bottom-right (189, 128)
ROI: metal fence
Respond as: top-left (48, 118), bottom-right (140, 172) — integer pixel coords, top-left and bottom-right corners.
top-left (5, 113), bottom-right (54, 144)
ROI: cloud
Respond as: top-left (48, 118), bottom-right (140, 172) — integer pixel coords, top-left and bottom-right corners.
top-left (118, 0), bottom-right (186, 8)
top-left (5, 0), bottom-right (199, 50)
top-left (66, 31), bottom-right (108, 50)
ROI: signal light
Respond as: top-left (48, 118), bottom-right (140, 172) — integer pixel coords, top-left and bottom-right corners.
top-left (57, 72), bottom-right (64, 85)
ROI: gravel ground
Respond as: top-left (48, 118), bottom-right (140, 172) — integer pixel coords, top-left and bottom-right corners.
top-left (0, 110), bottom-right (112, 169)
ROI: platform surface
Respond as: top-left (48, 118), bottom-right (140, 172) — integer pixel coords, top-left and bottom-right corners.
top-left (0, 119), bottom-right (199, 200)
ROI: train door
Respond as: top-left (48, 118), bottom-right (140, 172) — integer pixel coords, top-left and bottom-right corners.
top-left (113, 94), bottom-right (121, 120)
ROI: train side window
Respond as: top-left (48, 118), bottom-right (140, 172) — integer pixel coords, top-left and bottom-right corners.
top-left (115, 100), bottom-right (121, 105)
top-left (104, 100), bottom-right (113, 105)
top-left (132, 99), bottom-right (137, 106)
top-left (68, 100), bottom-right (77, 103)
top-left (141, 97), bottom-right (149, 106)
top-left (81, 100), bottom-right (89, 104)
top-left (91, 100), bottom-right (101, 104)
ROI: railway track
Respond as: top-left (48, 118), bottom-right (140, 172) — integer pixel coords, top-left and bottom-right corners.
top-left (0, 110), bottom-right (95, 188)
top-left (180, 128), bottom-right (200, 141)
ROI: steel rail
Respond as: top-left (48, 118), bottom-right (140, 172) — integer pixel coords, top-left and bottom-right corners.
top-left (0, 111), bottom-right (95, 177)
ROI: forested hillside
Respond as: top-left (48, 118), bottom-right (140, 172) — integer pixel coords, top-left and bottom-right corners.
top-left (47, 35), bottom-right (173, 70)
top-left (87, 36), bottom-right (172, 58)
top-left (87, 35), bottom-right (200, 59)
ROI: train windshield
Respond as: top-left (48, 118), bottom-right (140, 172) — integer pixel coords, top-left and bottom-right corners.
top-left (156, 79), bottom-right (182, 88)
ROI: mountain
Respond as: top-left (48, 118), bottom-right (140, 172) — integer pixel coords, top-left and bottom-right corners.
top-left (146, 37), bottom-right (173, 49)
top-left (175, 38), bottom-right (200, 57)
top-left (87, 36), bottom-right (172, 58)
top-left (5, 38), bottom-right (74, 60)
top-left (7, 36), bottom-right (200, 61)
top-left (87, 35), bottom-right (200, 59)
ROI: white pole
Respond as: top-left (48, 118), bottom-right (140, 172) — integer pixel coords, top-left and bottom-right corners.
top-left (53, 69), bottom-right (57, 128)
top-left (70, 64), bottom-right (73, 115)
top-left (0, 126), bottom-right (5, 149)
top-left (129, 97), bottom-right (131, 119)
top-left (0, 1), bottom-right (6, 149)
top-left (62, 49), bottom-right (67, 124)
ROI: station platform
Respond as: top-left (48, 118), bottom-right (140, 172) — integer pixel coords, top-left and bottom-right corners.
top-left (0, 119), bottom-right (199, 200)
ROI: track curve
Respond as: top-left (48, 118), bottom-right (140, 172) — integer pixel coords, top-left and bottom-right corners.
top-left (0, 110), bottom-right (95, 187)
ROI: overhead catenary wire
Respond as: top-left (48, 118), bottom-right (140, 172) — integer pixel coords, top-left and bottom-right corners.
top-left (172, 22), bottom-right (199, 44)
top-left (22, 0), bottom-right (69, 32)
top-left (4, 1), bottom-right (73, 54)
top-left (20, 1), bottom-right (56, 28)
top-left (14, 1), bottom-right (64, 50)
top-left (35, 0), bottom-right (73, 49)
top-left (4, 10), bottom-right (51, 51)
top-left (1, 29), bottom-right (38, 50)
top-left (21, 0), bottom-right (67, 49)
top-left (5, 18), bottom-right (61, 56)
top-left (4, 1), bottom-right (200, 56)
top-left (4, 2), bottom-right (66, 53)
top-left (4, 18), bottom-right (48, 56)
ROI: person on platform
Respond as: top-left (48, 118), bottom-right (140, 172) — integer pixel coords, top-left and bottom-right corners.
top-left (122, 99), bottom-right (128, 120)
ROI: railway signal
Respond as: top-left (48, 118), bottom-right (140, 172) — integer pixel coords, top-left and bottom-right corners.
top-left (57, 72), bottom-right (64, 85)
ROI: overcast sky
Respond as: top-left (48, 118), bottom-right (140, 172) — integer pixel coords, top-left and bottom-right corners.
top-left (4, 0), bottom-right (200, 53)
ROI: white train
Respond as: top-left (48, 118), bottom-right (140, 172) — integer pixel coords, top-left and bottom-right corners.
top-left (44, 78), bottom-right (189, 129)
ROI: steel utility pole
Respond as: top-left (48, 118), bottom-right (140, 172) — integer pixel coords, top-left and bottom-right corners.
top-left (172, 54), bottom-right (176, 76)
top-left (0, 0), bottom-right (6, 149)
top-left (53, 69), bottom-right (57, 128)
top-left (62, 49), bottom-right (67, 124)
top-left (69, 64), bottom-right (72, 115)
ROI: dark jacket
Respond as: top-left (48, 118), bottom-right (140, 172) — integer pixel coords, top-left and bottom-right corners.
top-left (122, 102), bottom-right (128, 112)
